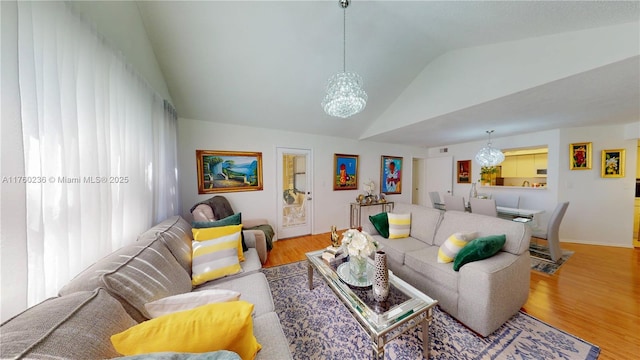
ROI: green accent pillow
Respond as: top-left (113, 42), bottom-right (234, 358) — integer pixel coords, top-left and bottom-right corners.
top-left (192, 213), bottom-right (247, 251)
top-left (369, 212), bottom-right (389, 238)
top-left (453, 234), bottom-right (506, 271)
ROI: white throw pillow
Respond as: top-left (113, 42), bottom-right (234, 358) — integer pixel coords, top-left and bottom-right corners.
top-left (144, 289), bottom-right (241, 318)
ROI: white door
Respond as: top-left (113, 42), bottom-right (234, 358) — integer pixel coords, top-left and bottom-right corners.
top-left (425, 156), bottom-right (453, 205)
top-left (412, 158), bottom-right (425, 205)
top-left (277, 148), bottom-right (312, 239)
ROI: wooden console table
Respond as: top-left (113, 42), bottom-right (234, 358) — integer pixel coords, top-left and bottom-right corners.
top-left (350, 202), bottom-right (394, 228)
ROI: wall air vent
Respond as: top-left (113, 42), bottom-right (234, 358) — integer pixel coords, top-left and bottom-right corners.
top-left (439, 148), bottom-right (448, 153)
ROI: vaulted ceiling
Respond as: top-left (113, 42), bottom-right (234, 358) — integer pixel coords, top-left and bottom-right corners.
top-left (137, 1), bottom-right (640, 147)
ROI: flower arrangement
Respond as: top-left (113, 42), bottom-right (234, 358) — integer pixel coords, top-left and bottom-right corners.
top-left (363, 179), bottom-right (375, 195)
top-left (341, 228), bottom-right (378, 259)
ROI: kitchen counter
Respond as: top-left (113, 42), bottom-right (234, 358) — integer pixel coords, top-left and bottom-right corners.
top-left (479, 185), bottom-right (548, 190)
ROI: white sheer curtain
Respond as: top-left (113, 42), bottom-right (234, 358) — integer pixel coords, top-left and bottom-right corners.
top-left (17, 2), bottom-right (180, 306)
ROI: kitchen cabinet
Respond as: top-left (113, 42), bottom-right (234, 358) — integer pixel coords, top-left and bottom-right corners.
top-left (501, 156), bottom-right (518, 177)
top-left (517, 154), bottom-right (535, 178)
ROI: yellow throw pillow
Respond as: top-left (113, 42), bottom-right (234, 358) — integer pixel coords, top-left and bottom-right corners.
top-left (191, 225), bottom-right (243, 286)
top-left (387, 213), bottom-right (411, 239)
top-left (111, 301), bottom-right (261, 360)
top-left (437, 232), bottom-right (478, 263)
top-left (193, 223), bottom-right (245, 262)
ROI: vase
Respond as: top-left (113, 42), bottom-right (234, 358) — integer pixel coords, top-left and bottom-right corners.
top-left (349, 255), bottom-right (368, 281)
top-left (372, 251), bottom-right (389, 302)
top-left (469, 182), bottom-right (478, 201)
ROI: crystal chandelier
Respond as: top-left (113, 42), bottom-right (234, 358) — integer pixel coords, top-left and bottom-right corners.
top-left (322, 0), bottom-right (367, 118)
top-left (475, 130), bottom-right (505, 167)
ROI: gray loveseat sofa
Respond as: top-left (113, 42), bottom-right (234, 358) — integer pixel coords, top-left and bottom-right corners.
top-left (362, 203), bottom-right (531, 337)
top-left (1, 216), bottom-right (292, 359)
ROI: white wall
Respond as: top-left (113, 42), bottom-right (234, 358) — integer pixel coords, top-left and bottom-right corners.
top-left (432, 125), bottom-right (638, 248)
top-left (177, 118), bottom-right (428, 235)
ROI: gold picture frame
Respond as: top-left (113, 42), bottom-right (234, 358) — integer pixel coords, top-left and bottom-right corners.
top-left (569, 142), bottom-right (592, 170)
top-left (381, 155), bottom-right (403, 194)
top-left (333, 154), bottom-right (359, 190)
top-left (601, 149), bottom-right (625, 178)
top-left (196, 150), bottom-right (263, 194)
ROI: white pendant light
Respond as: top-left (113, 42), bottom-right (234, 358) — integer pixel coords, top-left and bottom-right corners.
top-left (322, 0), bottom-right (367, 118)
top-left (475, 130), bottom-right (505, 167)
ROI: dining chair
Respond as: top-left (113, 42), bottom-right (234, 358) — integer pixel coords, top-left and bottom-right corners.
top-left (493, 193), bottom-right (520, 208)
top-left (532, 202), bottom-right (570, 262)
top-left (429, 191), bottom-right (445, 210)
top-left (469, 197), bottom-right (498, 217)
top-left (443, 195), bottom-right (466, 212)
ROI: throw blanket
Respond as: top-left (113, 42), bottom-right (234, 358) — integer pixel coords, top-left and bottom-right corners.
top-left (245, 224), bottom-right (274, 251)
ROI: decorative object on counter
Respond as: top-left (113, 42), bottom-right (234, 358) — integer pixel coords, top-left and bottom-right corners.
top-left (322, 0), bottom-right (367, 118)
top-left (341, 228), bottom-right (378, 281)
top-left (372, 250), bottom-right (389, 302)
top-left (334, 153), bottom-right (359, 190)
top-left (569, 142), bottom-right (592, 170)
top-left (468, 182), bottom-right (478, 203)
top-left (381, 155), bottom-right (403, 194)
top-left (480, 166), bottom-right (499, 185)
top-left (601, 149), bottom-right (625, 178)
top-left (457, 160), bottom-right (472, 183)
top-left (330, 225), bottom-right (340, 247)
top-left (475, 130), bottom-right (505, 167)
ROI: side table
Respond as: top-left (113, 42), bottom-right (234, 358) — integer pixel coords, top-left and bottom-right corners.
top-left (350, 202), bottom-right (394, 228)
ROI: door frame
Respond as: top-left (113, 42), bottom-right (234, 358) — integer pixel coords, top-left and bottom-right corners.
top-left (276, 147), bottom-right (313, 239)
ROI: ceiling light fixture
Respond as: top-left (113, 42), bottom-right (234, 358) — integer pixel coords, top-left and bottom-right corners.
top-left (322, 0), bottom-right (367, 118)
top-left (475, 130), bottom-right (505, 167)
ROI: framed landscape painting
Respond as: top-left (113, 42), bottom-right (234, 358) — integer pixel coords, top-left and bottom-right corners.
top-left (457, 160), bottom-right (472, 183)
top-left (381, 155), bottom-right (403, 194)
top-left (196, 150), bottom-right (263, 194)
top-left (601, 149), bottom-right (625, 178)
top-left (569, 142), bottom-right (592, 170)
top-left (333, 154), bottom-right (358, 190)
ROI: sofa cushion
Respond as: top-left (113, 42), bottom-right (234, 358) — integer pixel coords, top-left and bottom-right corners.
top-left (59, 236), bottom-right (192, 322)
top-left (372, 235), bottom-right (427, 266)
top-left (194, 272), bottom-right (275, 317)
top-left (138, 216), bottom-right (193, 275)
top-left (387, 212), bottom-right (411, 238)
top-left (111, 301), bottom-right (261, 359)
top-left (192, 225), bottom-right (244, 286)
top-left (392, 203), bottom-right (442, 245)
top-left (253, 312), bottom-right (293, 360)
top-left (453, 234), bottom-right (506, 271)
top-left (368, 212), bottom-right (389, 238)
top-left (437, 232), bottom-right (477, 263)
top-left (144, 289), bottom-right (241, 318)
top-left (404, 246), bottom-right (459, 293)
top-left (0, 289), bottom-right (136, 359)
top-left (192, 213), bottom-right (248, 252)
top-left (434, 211), bottom-right (530, 254)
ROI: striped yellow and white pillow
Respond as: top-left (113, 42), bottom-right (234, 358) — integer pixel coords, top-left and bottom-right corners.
top-left (191, 224), bottom-right (243, 286)
top-left (437, 232), bottom-right (478, 263)
top-left (387, 213), bottom-right (411, 239)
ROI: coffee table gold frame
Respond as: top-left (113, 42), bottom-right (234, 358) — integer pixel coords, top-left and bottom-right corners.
top-left (306, 249), bottom-right (438, 359)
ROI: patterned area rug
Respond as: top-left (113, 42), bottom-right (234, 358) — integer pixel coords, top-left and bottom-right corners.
top-left (264, 261), bottom-right (599, 360)
top-left (529, 243), bottom-right (574, 275)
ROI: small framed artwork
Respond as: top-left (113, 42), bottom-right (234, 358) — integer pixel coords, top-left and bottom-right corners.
top-left (334, 154), bottom-right (359, 190)
top-left (457, 160), bottom-right (472, 184)
top-left (196, 150), bottom-right (263, 194)
top-left (569, 142), bottom-right (592, 170)
top-left (381, 155), bottom-right (403, 194)
top-left (601, 149), bottom-right (625, 178)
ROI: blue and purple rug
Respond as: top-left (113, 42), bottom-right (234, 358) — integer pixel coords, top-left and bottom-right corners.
top-left (264, 261), bottom-right (599, 360)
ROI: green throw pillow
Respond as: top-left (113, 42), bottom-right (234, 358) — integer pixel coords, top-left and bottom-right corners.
top-left (192, 213), bottom-right (247, 251)
top-left (369, 212), bottom-right (389, 238)
top-left (453, 234), bottom-right (506, 271)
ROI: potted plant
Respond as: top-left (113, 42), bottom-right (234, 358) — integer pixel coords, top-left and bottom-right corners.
top-left (480, 166), bottom-right (498, 185)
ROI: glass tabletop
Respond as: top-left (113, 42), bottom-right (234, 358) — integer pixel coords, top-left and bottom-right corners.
top-left (306, 249), bottom-right (437, 334)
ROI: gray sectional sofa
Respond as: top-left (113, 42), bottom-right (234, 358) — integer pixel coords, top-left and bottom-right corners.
top-left (362, 203), bottom-right (532, 337)
top-left (1, 216), bottom-right (292, 359)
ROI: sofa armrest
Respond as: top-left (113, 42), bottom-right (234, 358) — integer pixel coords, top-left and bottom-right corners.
top-left (243, 218), bottom-right (269, 229)
top-left (243, 229), bottom-right (268, 264)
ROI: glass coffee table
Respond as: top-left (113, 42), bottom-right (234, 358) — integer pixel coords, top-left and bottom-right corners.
top-left (306, 249), bottom-right (438, 359)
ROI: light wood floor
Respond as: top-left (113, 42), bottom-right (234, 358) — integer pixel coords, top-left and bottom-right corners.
top-left (264, 233), bottom-right (640, 360)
